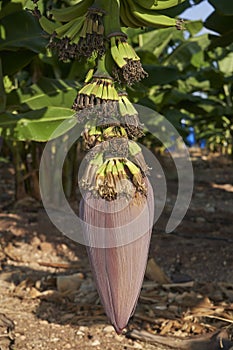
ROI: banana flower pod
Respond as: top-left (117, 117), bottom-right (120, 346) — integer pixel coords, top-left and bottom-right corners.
top-left (80, 178), bottom-right (154, 333)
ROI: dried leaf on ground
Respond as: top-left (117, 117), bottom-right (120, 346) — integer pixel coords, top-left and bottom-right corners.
top-left (145, 258), bottom-right (171, 284)
top-left (56, 273), bottom-right (84, 293)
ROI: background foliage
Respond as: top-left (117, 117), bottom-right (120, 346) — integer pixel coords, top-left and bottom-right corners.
top-left (0, 0), bottom-right (232, 199)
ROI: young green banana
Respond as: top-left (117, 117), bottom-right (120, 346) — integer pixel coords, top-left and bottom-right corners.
top-left (121, 41), bottom-right (140, 61)
top-left (118, 96), bottom-right (128, 117)
top-left (121, 0), bottom-right (143, 28)
top-left (101, 82), bottom-right (108, 100)
top-left (55, 17), bottom-right (84, 40)
top-left (134, 10), bottom-right (177, 28)
top-left (134, 0), bottom-right (187, 11)
top-left (55, 20), bottom-right (76, 37)
top-left (78, 82), bottom-right (97, 96)
top-left (51, 0), bottom-right (94, 22)
top-left (85, 69), bottom-right (94, 83)
top-left (39, 16), bottom-right (59, 34)
top-left (65, 17), bottom-right (85, 41)
top-left (107, 84), bottom-right (119, 101)
top-left (117, 39), bottom-right (128, 59)
top-left (110, 36), bottom-right (128, 68)
top-left (126, 0), bottom-right (178, 28)
top-left (95, 81), bottom-right (104, 99)
top-left (122, 95), bottom-right (138, 116)
top-left (120, 0), bottom-right (142, 28)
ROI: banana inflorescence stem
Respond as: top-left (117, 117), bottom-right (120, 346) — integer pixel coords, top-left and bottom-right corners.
top-left (101, 0), bottom-right (122, 36)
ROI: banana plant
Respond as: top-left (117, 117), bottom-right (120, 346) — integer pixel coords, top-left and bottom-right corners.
top-left (1, 0), bottom-right (232, 335)
top-left (22, 0), bottom-right (186, 332)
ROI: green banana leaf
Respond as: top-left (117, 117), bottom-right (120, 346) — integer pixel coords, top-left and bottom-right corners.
top-left (182, 75), bottom-right (211, 91)
top-left (208, 0), bottom-right (233, 16)
top-left (164, 34), bottom-right (210, 69)
top-left (161, 89), bottom-right (203, 106)
top-left (0, 58), bottom-right (6, 113)
top-left (208, 31), bottom-right (233, 49)
top-left (218, 52), bottom-right (233, 76)
top-left (6, 77), bottom-right (80, 112)
top-left (0, 10), bottom-right (48, 52)
top-left (143, 66), bottom-right (181, 85)
top-left (0, 107), bottom-right (76, 141)
top-left (200, 68), bottom-right (225, 89)
top-left (205, 12), bottom-right (233, 35)
top-left (158, 1), bottom-right (190, 17)
top-left (185, 20), bottom-right (203, 36)
top-left (1, 50), bottom-right (37, 75)
top-left (163, 108), bottom-right (190, 131)
top-left (0, 1), bottom-right (23, 19)
top-left (137, 28), bottom-right (175, 54)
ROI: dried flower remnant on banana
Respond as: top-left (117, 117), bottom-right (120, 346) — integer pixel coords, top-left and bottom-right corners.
top-left (77, 7), bottom-right (106, 58)
top-left (48, 35), bottom-right (79, 61)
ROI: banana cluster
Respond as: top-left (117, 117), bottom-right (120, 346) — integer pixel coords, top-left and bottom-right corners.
top-left (77, 7), bottom-right (106, 58)
top-left (39, 0), bottom-right (184, 62)
top-left (72, 76), bottom-right (119, 122)
top-left (82, 126), bottom-right (129, 163)
top-left (80, 155), bottom-right (147, 201)
top-left (82, 125), bottom-right (127, 151)
top-left (80, 124), bottom-right (150, 200)
top-left (40, 2), bottom-right (106, 60)
top-left (37, 0), bottom-right (185, 203)
top-left (82, 126), bottom-right (149, 173)
top-left (73, 69), bottom-right (144, 137)
top-left (74, 81), bottom-right (144, 139)
top-left (120, 0), bottom-right (185, 29)
top-left (109, 34), bottom-right (148, 85)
